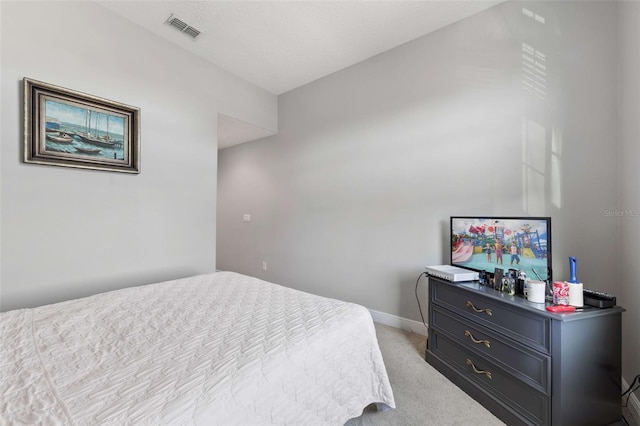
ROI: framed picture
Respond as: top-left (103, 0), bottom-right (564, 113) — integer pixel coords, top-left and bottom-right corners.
top-left (24, 78), bottom-right (140, 174)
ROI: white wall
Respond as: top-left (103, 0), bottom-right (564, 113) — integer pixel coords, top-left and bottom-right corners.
top-left (619, 0), bottom-right (640, 406)
top-left (218, 0), bottom-right (639, 381)
top-left (219, 0), bottom-right (620, 315)
top-left (0, 1), bottom-right (277, 311)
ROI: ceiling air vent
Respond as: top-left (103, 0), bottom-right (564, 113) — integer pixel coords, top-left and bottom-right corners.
top-left (166, 14), bottom-right (202, 40)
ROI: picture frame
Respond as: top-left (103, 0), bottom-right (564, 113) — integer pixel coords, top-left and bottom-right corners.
top-left (24, 77), bottom-right (140, 174)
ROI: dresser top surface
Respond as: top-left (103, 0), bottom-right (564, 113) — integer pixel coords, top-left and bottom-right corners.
top-left (429, 276), bottom-right (624, 321)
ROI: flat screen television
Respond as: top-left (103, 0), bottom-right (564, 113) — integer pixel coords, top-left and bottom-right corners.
top-left (450, 216), bottom-right (552, 282)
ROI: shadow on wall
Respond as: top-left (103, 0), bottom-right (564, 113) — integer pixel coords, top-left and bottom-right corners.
top-left (519, 6), bottom-right (563, 217)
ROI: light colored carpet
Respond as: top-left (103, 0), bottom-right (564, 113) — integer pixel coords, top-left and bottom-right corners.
top-left (346, 323), bottom-right (505, 426)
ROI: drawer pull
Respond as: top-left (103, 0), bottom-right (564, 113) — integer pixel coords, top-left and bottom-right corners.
top-left (464, 330), bottom-right (491, 348)
top-left (466, 300), bottom-right (492, 316)
top-left (466, 358), bottom-right (492, 379)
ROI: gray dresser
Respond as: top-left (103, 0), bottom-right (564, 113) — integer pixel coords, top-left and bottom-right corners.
top-left (425, 275), bottom-right (624, 426)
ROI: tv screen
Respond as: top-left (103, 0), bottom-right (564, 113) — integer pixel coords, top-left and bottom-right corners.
top-left (450, 216), bottom-right (552, 282)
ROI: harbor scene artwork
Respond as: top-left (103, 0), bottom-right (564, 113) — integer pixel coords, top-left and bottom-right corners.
top-left (44, 99), bottom-right (126, 161)
top-left (24, 78), bottom-right (140, 174)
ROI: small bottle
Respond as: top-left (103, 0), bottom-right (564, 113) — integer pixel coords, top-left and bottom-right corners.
top-left (502, 278), bottom-right (510, 293)
top-left (516, 271), bottom-right (526, 296)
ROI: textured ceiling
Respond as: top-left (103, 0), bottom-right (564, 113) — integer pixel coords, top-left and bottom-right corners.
top-left (99, 0), bottom-right (504, 96)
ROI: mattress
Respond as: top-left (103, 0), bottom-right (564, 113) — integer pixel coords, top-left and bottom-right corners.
top-left (0, 271), bottom-right (395, 425)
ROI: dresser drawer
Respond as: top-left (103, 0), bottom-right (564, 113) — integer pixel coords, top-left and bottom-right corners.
top-left (430, 331), bottom-right (549, 426)
top-left (432, 281), bottom-right (550, 353)
top-left (431, 306), bottom-right (550, 393)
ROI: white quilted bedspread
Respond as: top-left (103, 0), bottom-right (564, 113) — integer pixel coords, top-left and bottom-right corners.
top-left (0, 272), bottom-right (395, 425)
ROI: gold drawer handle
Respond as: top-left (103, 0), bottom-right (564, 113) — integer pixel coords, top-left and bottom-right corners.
top-left (466, 300), bottom-right (492, 316)
top-left (464, 330), bottom-right (491, 348)
top-left (466, 358), bottom-right (492, 379)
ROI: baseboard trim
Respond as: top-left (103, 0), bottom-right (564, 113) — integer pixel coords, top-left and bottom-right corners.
top-left (369, 309), bottom-right (428, 336)
top-left (622, 377), bottom-right (640, 423)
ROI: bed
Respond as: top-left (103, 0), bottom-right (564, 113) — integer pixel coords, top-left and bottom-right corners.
top-left (0, 271), bottom-right (395, 425)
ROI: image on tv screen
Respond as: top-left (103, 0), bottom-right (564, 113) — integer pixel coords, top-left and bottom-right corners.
top-left (451, 217), bottom-right (551, 281)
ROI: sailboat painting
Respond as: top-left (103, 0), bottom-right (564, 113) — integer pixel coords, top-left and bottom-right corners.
top-left (24, 78), bottom-right (140, 174)
top-left (44, 99), bottom-right (126, 160)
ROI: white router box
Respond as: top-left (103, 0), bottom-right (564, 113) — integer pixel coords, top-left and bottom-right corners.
top-left (425, 265), bottom-right (479, 282)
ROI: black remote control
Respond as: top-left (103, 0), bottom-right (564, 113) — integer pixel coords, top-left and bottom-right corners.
top-left (583, 289), bottom-right (616, 308)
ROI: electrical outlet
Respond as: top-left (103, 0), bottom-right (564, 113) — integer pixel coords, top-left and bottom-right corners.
top-left (243, 214), bottom-right (251, 223)
top-left (262, 261), bottom-right (267, 271)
